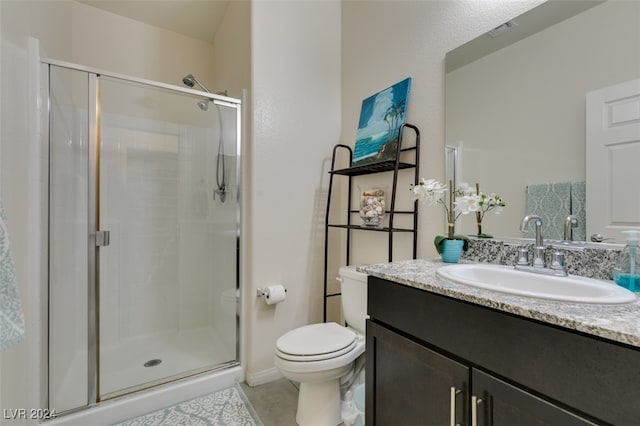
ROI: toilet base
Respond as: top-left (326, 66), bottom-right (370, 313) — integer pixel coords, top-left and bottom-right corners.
top-left (296, 379), bottom-right (341, 426)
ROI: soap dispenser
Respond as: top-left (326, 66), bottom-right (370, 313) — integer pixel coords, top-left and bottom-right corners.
top-left (613, 230), bottom-right (640, 292)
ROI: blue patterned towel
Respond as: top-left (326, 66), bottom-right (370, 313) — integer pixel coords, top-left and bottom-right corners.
top-left (526, 183), bottom-right (571, 240)
top-left (0, 197), bottom-right (25, 351)
top-left (571, 181), bottom-right (586, 241)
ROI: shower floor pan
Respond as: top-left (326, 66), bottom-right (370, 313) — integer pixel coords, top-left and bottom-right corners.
top-left (100, 326), bottom-right (237, 398)
top-left (51, 326), bottom-right (236, 412)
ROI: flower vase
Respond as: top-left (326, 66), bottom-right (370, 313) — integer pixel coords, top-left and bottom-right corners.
top-left (441, 239), bottom-right (464, 263)
top-left (476, 222), bottom-right (493, 239)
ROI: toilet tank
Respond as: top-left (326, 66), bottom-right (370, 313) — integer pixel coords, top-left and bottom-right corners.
top-left (338, 266), bottom-right (369, 334)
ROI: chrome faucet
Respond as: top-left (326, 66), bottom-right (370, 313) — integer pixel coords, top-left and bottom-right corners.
top-left (520, 215), bottom-right (547, 268)
top-left (517, 214), bottom-right (567, 276)
top-left (520, 214), bottom-right (543, 247)
top-left (520, 215), bottom-right (545, 267)
top-left (564, 215), bottom-right (578, 241)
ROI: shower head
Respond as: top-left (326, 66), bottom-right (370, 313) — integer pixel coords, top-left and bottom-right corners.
top-left (182, 74), bottom-right (196, 87)
top-left (197, 100), bottom-right (210, 111)
top-left (182, 74), bottom-right (210, 93)
top-left (182, 74), bottom-right (227, 111)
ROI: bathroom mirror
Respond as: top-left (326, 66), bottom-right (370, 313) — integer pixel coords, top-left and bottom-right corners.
top-left (445, 0), bottom-right (640, 243)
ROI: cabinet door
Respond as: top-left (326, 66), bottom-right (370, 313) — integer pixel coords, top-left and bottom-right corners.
top-left (366, 320), bottom-right (468, 426)
top-left (471, 369), bottom-right (599, 426)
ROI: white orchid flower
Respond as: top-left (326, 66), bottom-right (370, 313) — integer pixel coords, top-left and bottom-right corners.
top-left (456, 182), bottom-right (475, 197)
top-left (411, 178), bottom-right (506, 239)
top-left (454, 194), bottom-right (480, 215)
top-left (411, 178), bottom-right (447, 206)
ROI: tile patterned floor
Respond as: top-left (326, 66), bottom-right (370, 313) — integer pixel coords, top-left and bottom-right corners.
top-left (114, 384), bottom-right (263, 426)
top-left (108, 378), bottom-right (299, 426)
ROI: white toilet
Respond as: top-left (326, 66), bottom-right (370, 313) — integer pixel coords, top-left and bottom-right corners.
top-left (275, 266), bottom-right (368, 426)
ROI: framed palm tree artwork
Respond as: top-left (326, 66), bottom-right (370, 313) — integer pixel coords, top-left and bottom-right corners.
top-left (352, 77), bottom-right (412, 166)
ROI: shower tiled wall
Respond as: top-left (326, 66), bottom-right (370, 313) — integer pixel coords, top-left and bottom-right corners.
top-left (99, 122), bottom-right (238, 347)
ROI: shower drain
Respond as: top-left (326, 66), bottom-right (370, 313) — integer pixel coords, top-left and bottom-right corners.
top-left (144, 359), bottom-right (162, 368)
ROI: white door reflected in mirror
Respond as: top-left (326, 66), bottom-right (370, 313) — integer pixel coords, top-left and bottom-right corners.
top-left (586, 78), bottom-right (640, 243)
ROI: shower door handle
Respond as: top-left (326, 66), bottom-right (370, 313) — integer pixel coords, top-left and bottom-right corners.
top-left (95, 230), bottom-right (111, 247)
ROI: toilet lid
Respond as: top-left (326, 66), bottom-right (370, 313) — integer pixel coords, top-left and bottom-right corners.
top-left (276, 322), bottom-right (357, 359)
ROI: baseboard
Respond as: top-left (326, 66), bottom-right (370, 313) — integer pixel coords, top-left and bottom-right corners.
top-left (245, 367), bottom-right (283, 387)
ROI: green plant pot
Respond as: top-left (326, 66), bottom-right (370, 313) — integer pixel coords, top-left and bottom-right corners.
top-left (441, 239), bottom-right (464, 263)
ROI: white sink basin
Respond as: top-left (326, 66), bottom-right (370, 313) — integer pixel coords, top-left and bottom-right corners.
top-left (436, 264), bottom-right (637, 304)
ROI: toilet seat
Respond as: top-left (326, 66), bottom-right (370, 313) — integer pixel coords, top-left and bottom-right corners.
top-left (276, 322), bottom-right (358, 362)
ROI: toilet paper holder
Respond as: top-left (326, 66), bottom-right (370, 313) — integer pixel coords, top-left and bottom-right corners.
top-left (256, 287), bottom-right (288, 298)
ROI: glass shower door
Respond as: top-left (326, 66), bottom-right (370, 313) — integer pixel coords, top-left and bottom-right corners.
top-left (48, 62), bottom-right (241, 413)
top-left (96, 76), bottom-right (240, 399)
top-left (48, 64), bottom-right (90, 414)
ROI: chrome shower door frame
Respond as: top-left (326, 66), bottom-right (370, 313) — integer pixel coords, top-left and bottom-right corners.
top-left (44, 58), bottom-right (242, 414)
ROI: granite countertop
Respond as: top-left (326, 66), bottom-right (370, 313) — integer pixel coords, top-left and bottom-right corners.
top-left (358, 258), bottom-right (640, 349)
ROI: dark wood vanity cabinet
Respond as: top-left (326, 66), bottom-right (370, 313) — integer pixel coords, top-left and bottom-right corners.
top-left (367, 321), bottom-right (596, 426)
top-left (366, 276), bottom-right (640, 426)
top-left (470, 369), bottom-right (597, 426)
top-left (366, 320), bottom-right (469, 425)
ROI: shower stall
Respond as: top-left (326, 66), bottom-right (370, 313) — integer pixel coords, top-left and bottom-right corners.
top-left (43, 59), bottom-right (242, 415)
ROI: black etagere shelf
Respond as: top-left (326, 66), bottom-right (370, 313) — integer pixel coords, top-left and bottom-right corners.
top-left (323, 123), bottom-right (420, 322)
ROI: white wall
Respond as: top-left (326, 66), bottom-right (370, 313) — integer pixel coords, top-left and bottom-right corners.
top-left (0, 1), bottom-right (3, 418)
top-left (70, 2), bottom-right (216, 87)
top-left (341, 0), bottom-right (544, 260)
top-left (246, 0), bottom-right (342, 383)
top-left (212, 1), bottom-right (251, 99)
top-left (0, 1), bottom-right (66, 419)
top-left (245, 0), bottom-right (545, 383)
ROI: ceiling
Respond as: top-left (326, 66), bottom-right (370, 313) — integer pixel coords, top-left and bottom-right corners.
top-left (79, 0), bottom-right (230, 43)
